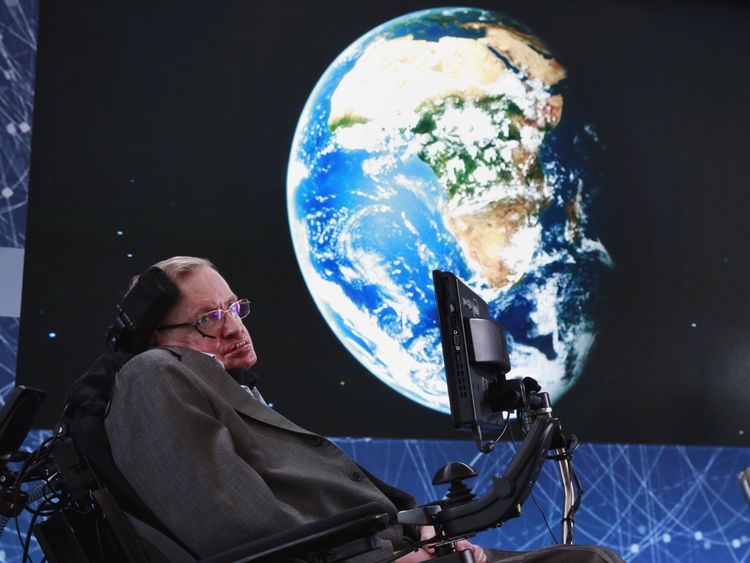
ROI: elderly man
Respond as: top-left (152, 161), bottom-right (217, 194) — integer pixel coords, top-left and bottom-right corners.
top-left (104, 256), bottom-right (622, 562)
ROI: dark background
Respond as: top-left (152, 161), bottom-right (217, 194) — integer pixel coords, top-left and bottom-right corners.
top-left (17, 0), bottom-right (750, 445)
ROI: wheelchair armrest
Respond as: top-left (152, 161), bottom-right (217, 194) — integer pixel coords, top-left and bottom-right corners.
top-left (202, 501), bottom-right (392, 563)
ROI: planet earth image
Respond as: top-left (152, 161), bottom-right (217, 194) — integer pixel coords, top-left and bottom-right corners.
top-left (287, 7), bottom-right (612, 415)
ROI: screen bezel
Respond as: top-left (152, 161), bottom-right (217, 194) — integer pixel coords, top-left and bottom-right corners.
top-left (432, 270), bottom-right (508, 430)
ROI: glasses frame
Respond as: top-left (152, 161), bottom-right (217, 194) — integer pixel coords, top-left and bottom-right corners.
top-left (156, 298), bottom-right (251, 339)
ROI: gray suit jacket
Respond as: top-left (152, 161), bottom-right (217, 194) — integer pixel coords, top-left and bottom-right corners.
top-left (104, 346), bottom-right (416, 559)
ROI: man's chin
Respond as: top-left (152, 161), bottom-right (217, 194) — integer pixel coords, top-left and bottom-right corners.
top-left (223, 349), bottom-right (257, 370)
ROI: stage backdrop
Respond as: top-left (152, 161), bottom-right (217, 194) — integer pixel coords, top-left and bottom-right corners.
top-left (14, 0), bottom-right (750, 447)
top-left (1, 1), bottom-right (749, 561)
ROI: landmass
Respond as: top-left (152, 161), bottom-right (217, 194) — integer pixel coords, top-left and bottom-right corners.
top-left (328, 22), bottom-right (566, 289)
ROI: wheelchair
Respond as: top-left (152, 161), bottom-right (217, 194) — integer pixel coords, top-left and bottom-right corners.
top-left (0, 268), bottom-right (581, 562)
top-left (1, 381), bottom-right (392, 563)
top-left (0, 376), bottom-right (571, 563)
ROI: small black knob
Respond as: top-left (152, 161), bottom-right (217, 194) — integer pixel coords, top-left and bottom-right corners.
top-left (432, 462), bottom-right (477, 486)
top-left (432, 462), bottom-right (478, 507)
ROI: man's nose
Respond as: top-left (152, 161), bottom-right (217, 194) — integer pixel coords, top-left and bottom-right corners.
top-left (223, 309), bottom-right (244, 335)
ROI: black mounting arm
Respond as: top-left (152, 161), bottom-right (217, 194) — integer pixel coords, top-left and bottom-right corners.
top-left (396, 415), bottom-right (556, 537)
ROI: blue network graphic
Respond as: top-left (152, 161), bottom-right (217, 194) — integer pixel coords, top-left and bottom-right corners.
top-left (0, 2), bottom-right (748, 561)
top-left (0, 0), bottom-right (36, 406)
top-left (335, 439), bottom-right (750, 562)
top-left (0, 0), bottom-right (34, 250)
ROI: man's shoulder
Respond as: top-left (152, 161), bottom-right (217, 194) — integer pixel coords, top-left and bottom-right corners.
top-left (123, 346), bottom-right (215, 370)
top-left (118, 346), bottom-right (179, 375)
top-left (117, 346), bottom-right (227, 390)
top-left (133, 345), bottom-right (181, 362)
top-left (116, 346), bottom-right (197, 384)
top-left (112, 347), bottom-right (213, 407)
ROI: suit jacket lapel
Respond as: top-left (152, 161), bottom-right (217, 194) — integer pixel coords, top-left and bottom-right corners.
top-left (160, 346), bottom-right (314, 436)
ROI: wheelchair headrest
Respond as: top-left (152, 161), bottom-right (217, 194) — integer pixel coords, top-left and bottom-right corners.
top-left (105, 266), bottom-right (180, 353)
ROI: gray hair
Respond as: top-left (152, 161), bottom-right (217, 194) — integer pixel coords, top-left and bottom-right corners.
top-left (126, 256), bottom-right (217, 347)
top-left (128, 256), bottom-right (216, 290)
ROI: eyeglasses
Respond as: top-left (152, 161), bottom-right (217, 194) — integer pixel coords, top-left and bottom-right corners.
top-left (157, 299), bottom-right (251, 339)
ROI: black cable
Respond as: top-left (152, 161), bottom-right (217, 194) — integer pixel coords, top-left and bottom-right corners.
top-left (14, 509), bottom-right (27, 562)
top-left (36, 476), bottom-right (64, 514)
top-left (547, 437), bottom-right (584, 542)
top-left (3, 444), bottom-right (54, 557)
top-left (3, 433), bottom-right (68, 562)
top-left (23, 500), bottom-right (44, 563)
top-left (11, 440), bottom-right (56, 514)
top-left (376, 535), bottom-right (438, 563)
top-left (0, 410), bottom-right (86, 563)
top-left (545, 434), bottom-right (584, 537)
top-left (562, 463), bottom-right (584, 534)
top-left (12, 435), bottom-right (57, 493)
top-left (546, 435), bottom-right (579, 461)
top-left (530, 489), bottom-right (558, 544)
top-left (15, 451), bottom-right (57, 563)
top-left (483, 410), bottom-right (512, 452)
top-left (508, 413), bottom-right (562, 544)
top-left (23, 486), bottom-right (63, 518)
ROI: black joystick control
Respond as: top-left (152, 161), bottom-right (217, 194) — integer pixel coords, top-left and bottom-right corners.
top-left (432, 461), bottom-right (478, 507)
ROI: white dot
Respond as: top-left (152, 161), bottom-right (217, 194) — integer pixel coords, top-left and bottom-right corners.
top-left (704, 540), bottom-right (711, 549)
top-left (662, 533), bottom-right (671, 543)
top-left (694, 531), bottom-right (703, 540)
top-left (690, 322), bottom-right (697, 328)
top-left (126, 253), bottom-right (133, 258)
top-left (732, 539), bottom-right (741, 549)
top-left (629, 544), bottom-right (640, 554)
top-left (6, 123), bottom-right (16, 135)
top-left (116, 230), bottom-right (124, 236)
top-left (18, 122), bottom-right (30, 133)
top-left (739, 430), bottom-right (745, 435)
top-left (1, 187), bottom-right (12, 199)
top-left (48, 332), bottom-right (57, 339)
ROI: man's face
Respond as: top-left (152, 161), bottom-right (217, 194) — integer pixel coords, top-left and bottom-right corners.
top-left (155, 267), bottom-right (257, 370)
